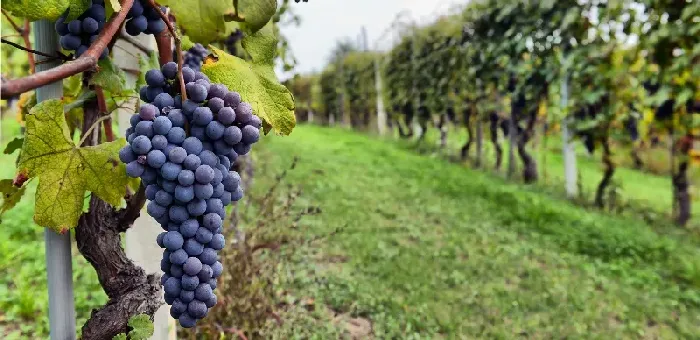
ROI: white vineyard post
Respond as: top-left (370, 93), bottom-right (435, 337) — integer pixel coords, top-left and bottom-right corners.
top-left (112, 36), bottom-right (176, 340)
top-left (374, 57), bottom-right (387, 136)
top-left (560, 69), bottom-right (578, 198)
top-left (409, 22), bottom-right (421, 138)
top-left (34, 19), bottom-right (78, 340)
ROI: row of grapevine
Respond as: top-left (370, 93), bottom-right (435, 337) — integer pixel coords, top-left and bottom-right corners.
top-left (291, 0), bottom-right (699, 226)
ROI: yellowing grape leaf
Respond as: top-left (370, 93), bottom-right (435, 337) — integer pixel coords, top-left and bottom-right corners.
top-left (17, 100), bottom-right (129, 232)
top-left (106, 0), bottom-right (120, 12)
top-left (1, 0), bottom-right (70, 21)
top-left (0, 179), bottom-right (27, 220)
top-left (158, 0), bottom-right (231, 45)
top-left (65, 0), bottom-right (91, 21)
top-left (202, 24), bottom-right (295, 135)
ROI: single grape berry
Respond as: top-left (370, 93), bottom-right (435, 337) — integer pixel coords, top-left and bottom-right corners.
top-left (162, 62), bottom-right (178, 80)
top-left (146, 69), bottom-right (166, 87)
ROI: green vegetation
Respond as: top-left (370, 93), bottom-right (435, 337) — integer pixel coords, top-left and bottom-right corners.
top-left (3, 122), bottom-right (700, 337)
top-left (303, 0), bottom-right (700, 228)
top-left (258, 125), bottom-right (700, 338)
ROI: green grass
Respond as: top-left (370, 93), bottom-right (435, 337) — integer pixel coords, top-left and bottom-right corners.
top-left (256, 125), bottom-right (700, 339)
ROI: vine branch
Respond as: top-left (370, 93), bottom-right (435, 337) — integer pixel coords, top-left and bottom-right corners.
top-left (147, 0), bottom-right (187, 101)
top-left (94, 86), bottom-right (114, 142)
top-left (22, 20), bottom-right (35, 73)
top-left (0, 0), bottom-right (135, 99)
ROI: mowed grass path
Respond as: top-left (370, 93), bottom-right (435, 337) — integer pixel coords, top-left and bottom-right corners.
top-left (256, 125), bottom-right (700, 339)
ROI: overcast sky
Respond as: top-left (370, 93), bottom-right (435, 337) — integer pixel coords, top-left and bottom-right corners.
top-left (275, 0), bottom-right (466, 80)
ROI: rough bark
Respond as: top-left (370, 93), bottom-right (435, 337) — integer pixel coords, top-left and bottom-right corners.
top-left (416, 106), bottom-right (429, 142)
top-left (595, 135), bottom-right (615, 208)
top-left (507, 117), bottom-right (517, 178)
top-left (417, 118), bottom-right (428, 142)
top-left (475, 115), bottom-right (483, 168)
top-left (517, 108), bottom-right (539, 183)
top-left (397, 103), bottom-right (414, 138)
top-left (489, 112), bottom-right (503, 170)
top-left (460, 107), bottom-right (473, 160)
top-left (438, 113), bottom-right (448, 150)
top-left (75, 100), bottom-right (159, 339)
top-left (76, 195), bottom-right (161, 340)
top-left (673, 134), bottom-right (692, 226)
top-left (630, 145), bottom-right (644, 169)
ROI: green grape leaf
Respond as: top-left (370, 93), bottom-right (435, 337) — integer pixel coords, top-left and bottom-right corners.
top-left (180, 34), bottom-right (195, 51)
top-left (106, 0), bottom-right (120, 13)
top-left (127, 314), bottom-right (154, 340)
top-left (65, 0), bottom-right (91, 21)
top-left (17, 100), bottom-right (129, 232)
top-left (136, 51), bottom-right (161, 91)
top-left (91, 58), bottom-right (128, 95)
top-left (63, 74), bottom-right (83, 98)
top-left (230, 0), bottom-right (276, 34)
top-left (111, 334), bottom-right (127, 340)
top-left (1, 0), bottom-right (70, 21)
top-left (202, 24), bottom-right (296, 135)
top-left (158, 0), bottom-right (230, 45)
top-left (4, 137), bottom-right (24, 155)
top-left (0, 179), bottom-right (27, 217)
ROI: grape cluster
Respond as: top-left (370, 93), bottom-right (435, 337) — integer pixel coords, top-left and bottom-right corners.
top-left (224, 30), bottom-right (244, 56)
top-left (55, 0), bottom-right (109, 59)
top-left (183, 44), bottom-right (209, 71)
top-left (124, 0), bottom-right (166, 36)
top-left (119, 61), bottom-right (262, 328)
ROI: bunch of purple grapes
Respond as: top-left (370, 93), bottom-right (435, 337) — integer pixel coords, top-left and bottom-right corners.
top-left (55, 0), bottom-right (109, 59)
top-left (183, 43), bottom-right (209, 71)
top-left (119, 61), bottom-right (262, 328)
top-left (124, 0), bottom-right (167, 36)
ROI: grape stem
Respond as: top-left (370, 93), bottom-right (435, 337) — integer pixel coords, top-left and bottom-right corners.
top-left (22, 20), bottom-right (35, 73)
top-left (1, 10), bottom-right (36, 73)
top-left (0, 0), bottom-right (136, 99)
top-left (79, 114), bottom-right (112, 146)
top-left (1, 9), bottom-right (23, 34)
top-left (147, 0), bottom-right (187, 101)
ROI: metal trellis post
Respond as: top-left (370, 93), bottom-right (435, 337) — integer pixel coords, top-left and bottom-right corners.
top-left (35, 19), bottom-right (78, 340)
top-left (560, 69), bottom-right (578, 198)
